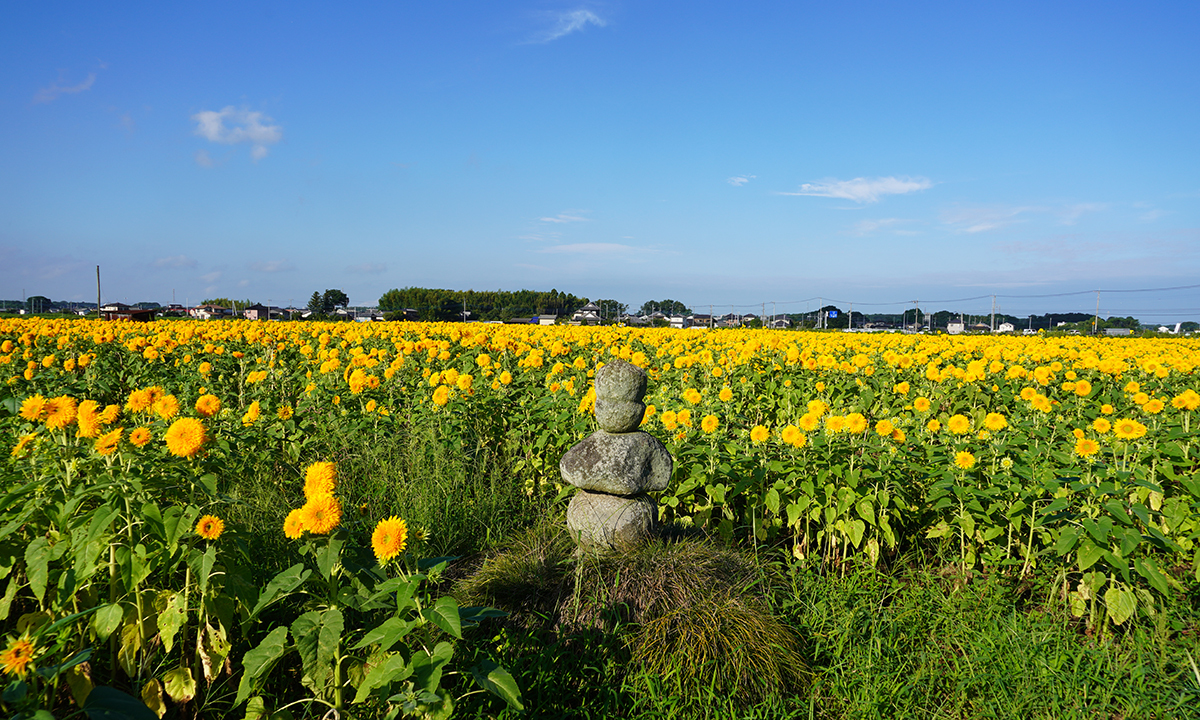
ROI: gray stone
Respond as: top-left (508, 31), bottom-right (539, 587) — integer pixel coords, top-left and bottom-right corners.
top-left (594, 397), bottom-right (646, 433)
top-left (594, 359), bottom-right (647, 402)
top-left (559, 430), bottom-right (672, 494)
top-left (567, 490), bottom-right (656, 550)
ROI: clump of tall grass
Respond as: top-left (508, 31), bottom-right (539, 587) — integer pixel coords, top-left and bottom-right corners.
top-left (456, 521), bottom-right (810, 710)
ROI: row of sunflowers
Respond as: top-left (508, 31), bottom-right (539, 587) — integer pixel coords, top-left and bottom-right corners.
top-left (0, 317), bottom-right (1199, 713)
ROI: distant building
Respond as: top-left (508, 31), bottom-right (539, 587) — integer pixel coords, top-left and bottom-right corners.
top-left (571, 302), bottom-right (601, 325)
top-left (1106, 328), bottom-right (1133, 336)
top-left (997, 322), bottom-right (1015, 333)
top-left (101, 303), bottom-right (155, 322)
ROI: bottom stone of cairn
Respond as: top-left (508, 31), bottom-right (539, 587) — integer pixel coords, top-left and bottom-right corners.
top-left (566, 490), bottom-right (656, 551)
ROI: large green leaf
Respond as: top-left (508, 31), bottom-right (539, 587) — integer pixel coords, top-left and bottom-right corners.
top-left (412, 641), bottom-right (454, 693)
top-left (352, 616), bottom-right (417, 652)
top-left (247, 564), bottom-right (309, 621)
top-left (1104, 586), bottom-right (1136, 626)
top-left (422, 596), bottom-right (462, 639)
top-left (234, 626), bottom-right (289, 706)
top-left (25, 536), bottom-right (50, 605)
top-left (1076, 539), bottom-right (1104, 571)
top-left (470, 660), bottom-right (524, 711)
top-left (352, 653), bottom-right (413, 704)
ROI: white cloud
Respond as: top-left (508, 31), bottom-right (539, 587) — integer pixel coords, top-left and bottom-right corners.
top-left (941, 205), bottom-right (1038, 233)
top-left (192, 106), bottom-right (282, 161)
top-left (1057, 203), bottom-right (1107, 225)
top-left (539, 243), bottom-right (636, 255)
top-left (33, 72), bottom-right (96, 104)
top-left (530, 9), bottom-right (605, 43)
top-left (153, 255), bottom-right (197, 269)
top-left (237, 279), bottom-right (250, 288)
top-left (727, 175), bottom-right (756, 187)
top-left (200, 271), bottom-right (222, 283)
top-left (780, 176), bottom-right (932, 203)
top-left (539, 211), bottom-right (590, 224)
top-left (347, 262), bottom-right (387, 274)
top-left (194, 150), bottom-right (214, 168)
top-left (1140, 208), bottom-right (1166, 222)
top-left (249, 260), bottom-right (295, 273)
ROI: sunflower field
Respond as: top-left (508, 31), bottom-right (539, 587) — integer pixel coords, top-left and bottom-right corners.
top-left (1, 317), bottom-right (1199, 717)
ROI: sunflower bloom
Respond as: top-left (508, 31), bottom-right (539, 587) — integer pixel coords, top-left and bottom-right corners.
top-left (371, 516), bottom-right (409, 564)
top-left (241, 401), bottom-right (261, 426)
top-left (1074, 438), bottom-right (1100, 458)
top-left (432, 385), bottom-right (450, 407)
top-left (195, 515), bottom-right (225, 540)
top-left (76, 400), bottom-right (102, 438)
top-left (719, 386), bottom-right (733, 402)
top-left (195, 394), bottom-right (222, 418)
top-left (983, 413), bottom-right (1007, 432)
top-left (0, 636), bottom-right (36, 678)
top-left (44, 396), bottom-right (78, 430)
top-left (164, 418), bottom-right (207, 458)
top-left (19, 395), bottom-right (48, 422)
top-left (954, 451), bottom-right (976, 470)
top-left (750, 425), bottom-right (770, 444)
top-left (129, 427), bottom-right (152, 447)
top-left (304, 462), bottom-right (337, 499)
top-left (947, 414), bottom-right (971, 434)
top-left (701, 415), bottom-right (720, 434)
top-left (912, 397), bottom-right (931, 413)
top-left (875, 419), bottom-right (894, 436)
top-left (1113, 418), bottom-right (1147, 440)
top-left (301, 494), bottom-right (342, 535)
top-left (10, 434), bottom-right (37, 459)
top-left (153, 395), bottom-right (180, 421)
top-left (283, 509), bottom-right (307, 539)
top-left (95, 427), bottom-right (123, 456)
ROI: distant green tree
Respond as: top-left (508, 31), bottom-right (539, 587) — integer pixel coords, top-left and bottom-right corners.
top-left (306, 292), bottom-right (323, 316)
top-left (639, 299), bottom-right (691, 316)
top-left (322, 289), bottom-right (349, 311)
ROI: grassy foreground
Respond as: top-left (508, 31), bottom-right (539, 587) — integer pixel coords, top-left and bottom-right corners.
top-left (260, 422), bottom-right (1200, 720)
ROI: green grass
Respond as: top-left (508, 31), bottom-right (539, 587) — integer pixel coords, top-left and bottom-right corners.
top-left (222, 417), bottom-right (1200, 719)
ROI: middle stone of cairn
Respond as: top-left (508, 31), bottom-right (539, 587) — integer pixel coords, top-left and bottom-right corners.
top-left (560, 359), bottom-right (672, 550)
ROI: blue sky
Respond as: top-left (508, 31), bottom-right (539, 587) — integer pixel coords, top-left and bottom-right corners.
top-left (2, 2), bottom-right (1198, 322)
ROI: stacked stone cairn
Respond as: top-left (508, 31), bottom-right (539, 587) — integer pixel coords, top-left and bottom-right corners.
top-left (560, 359), bottom-right (673, 551)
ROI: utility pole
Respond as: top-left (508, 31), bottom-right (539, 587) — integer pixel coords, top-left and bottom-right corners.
top-left (990, 295), bottom-right (996, 332)
top-left (1093, 290), bottom-right (1100, 334)
top-left (709, 305), bottom-right (713, 329)
top-left (849, 302), bottom-right (853, 330)
top-left (95, 268), bottom-right (101, 320)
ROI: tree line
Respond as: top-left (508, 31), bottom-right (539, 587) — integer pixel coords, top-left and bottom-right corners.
top-left (377, 287), bottom-right (591, 322)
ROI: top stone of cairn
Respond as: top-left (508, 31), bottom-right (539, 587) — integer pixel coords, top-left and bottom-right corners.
top-left (594, 359), bottom-right (647, 402)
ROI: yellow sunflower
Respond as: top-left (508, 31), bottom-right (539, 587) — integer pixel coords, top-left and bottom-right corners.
top-left (195, 515), bottom-right (225, 540)
top-left (750, 425), bottom-right (769, 444)
top-left (164, 418), bottom-right (207, 458)
top-left (194, 394), bottom-right (222, 418)
top-left (95, 427), bottom-right (123, 456)
top-left (701, 414), bottom-right (720, 434)
top-left (304, 462), bottom-right (337, 499)
top-left (954, 451), bottom-right (976, 470)
top-left (283, 509), bottom-right (307, 539)
top-left (0, 636), bottom-right (36, 678)
top-left (371, 516), bottom-right (409, 564)
top-left (129, 427), bottom-right (152, 447)
top-left (301, 494), bottom-right (342, 535)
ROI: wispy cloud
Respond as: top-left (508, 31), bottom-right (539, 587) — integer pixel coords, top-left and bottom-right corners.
top-left (779, 176), bottom-right (932, 203)
top-left (1057, 203), bottom-right (1106, 225)
top-left (727, 175), bottom-right (756, 187)
top-left (200, 271), bottom-right (222, 283)
top-left (538, 243), bottom-right (636, 255)
top-left (530, 9), bottom-right (606, 43)
top-left (347, 262), bottom-right (387, 275)
top-left (33, 72), bottom-right (96, 104)
top-left (248, 260), bottom-right (295, 273)
top-left (194, 150), bottom-right (214, 168)
top-left (539, 211), bottom-right (590, 224)
top-left (941, 205), bottom-right (1038, 233)
top-left (192, 106), bottom-right (282, 162)
top-left (153, 255), bottom-right (197, 269)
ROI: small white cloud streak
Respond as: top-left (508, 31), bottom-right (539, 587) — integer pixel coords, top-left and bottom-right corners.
top-left (538, 243), bottom-right (637, 255)
top-left (33, 72), bottom-right (96, 104)
top-left (727, 175), bottom-right (756, 187)
top-left (1057, 203), bottom-right (1107, 225)
top-left (200, 271), bottom-right (222, 283)
top-left (532, 9), bottom-right (606, 43)
top-left (779, 176), bottom-right (932, 203)
top-left (194, 150), bottom-right (214, 168)
top-left (539, 212), bottom-right (590, 224)
top-left (941, 205), bottom-right (1039, 234)
top-left (192, 106), bottom-right (282, 161)
top-left (248, 260), bottom-right (294, 273)
top-left (153, 255), bottom-right (197, 269)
